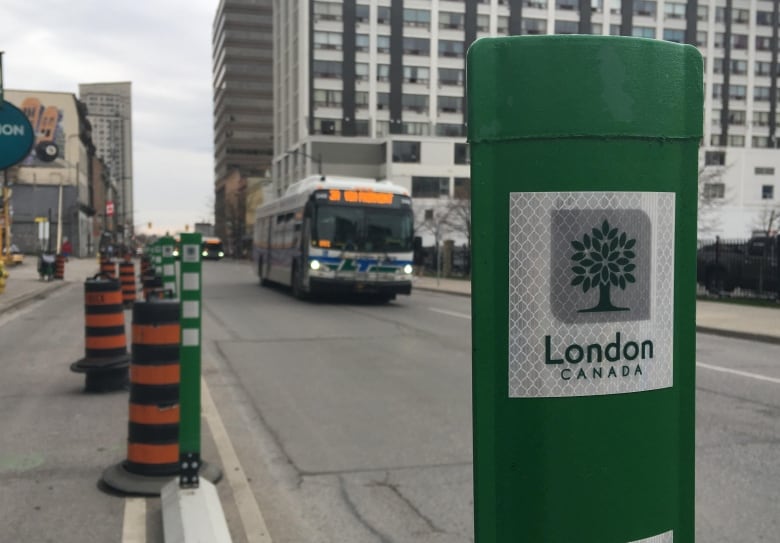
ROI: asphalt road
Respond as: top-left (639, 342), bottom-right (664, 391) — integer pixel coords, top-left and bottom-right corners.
top-left (1, 260), bottom-right (777, 542)
top-left (203, 260), bottom-right (779, 543)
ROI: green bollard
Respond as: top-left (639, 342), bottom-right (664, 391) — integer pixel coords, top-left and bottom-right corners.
top-left (159, 235), bottom-right (176, 298)
top-left (468, 36), bottom-right (702, 543)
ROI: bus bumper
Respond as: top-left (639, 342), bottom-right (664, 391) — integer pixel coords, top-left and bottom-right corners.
top-left (309, 277), bottom-right (412, 296)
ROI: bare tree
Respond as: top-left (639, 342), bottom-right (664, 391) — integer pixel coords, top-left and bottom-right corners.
top-left (698, 163), bottom-right (731, 238)
top-left (442, 183), bottom-right (471, 250)
top-left (753, 205), bottom-right (780, 237)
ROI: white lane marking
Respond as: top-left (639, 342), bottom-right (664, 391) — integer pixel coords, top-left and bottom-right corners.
top-left (697, 362), bottom-right (780, 385)
top-left (121, 498), bottom-right (146, 543)
top-left (428, 307), bottom-right (471, 320)
top-left (202, 377), bottom-right (273, 543)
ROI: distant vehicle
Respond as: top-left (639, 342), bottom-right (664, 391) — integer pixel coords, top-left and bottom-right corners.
top-left (201, 237), bottom-right (225, 260)
top-left (697, 235), bottom-right (779, 295)
top-left (3, 246), bottom-right (24, 266)
top-left (252, 175), bottom-right (414, 301)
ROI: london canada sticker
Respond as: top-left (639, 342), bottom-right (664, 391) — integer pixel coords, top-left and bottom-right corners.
top-left (508, 192), bottom-right (675, 398)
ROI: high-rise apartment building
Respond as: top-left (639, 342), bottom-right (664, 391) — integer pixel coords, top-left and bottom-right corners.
top-left (79, 82), bottom-right (133, 238)
top-left (212, 0), bottom-right (274, 249)
top-left (273, 0), bottom-right (780, 240)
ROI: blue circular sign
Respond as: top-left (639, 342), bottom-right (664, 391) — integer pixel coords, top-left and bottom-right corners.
top-left (0, 100), bottom-right (35, 170)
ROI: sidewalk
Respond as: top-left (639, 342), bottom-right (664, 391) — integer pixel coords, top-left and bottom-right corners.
top-left (0, 256), bottom-right (100, 315)
top-left (412, 275), bottom-right (780, 344)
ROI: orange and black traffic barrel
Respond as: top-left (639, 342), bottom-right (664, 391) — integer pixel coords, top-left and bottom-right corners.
top-left (54, 254), bottom-right (66, 280)
top-left (126, 300), bottom-right (181, 476)
top-left (100, 300), bottom-right (182, 495)
top-left (143, 274), bottom-right (164, 301)
top-left (70, 275), bottom-right (130, 392)
top-left (100, 257), bottom-right (116, 279)
top-left (119, 260), bottom-right (136, 307)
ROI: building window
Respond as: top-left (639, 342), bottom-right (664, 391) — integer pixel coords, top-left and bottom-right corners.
top-left (556, 0), bottom-right (577, 10)
top-left (403, 8), bottom-right (431, 28)
top-left (315, 118), bottom-right (341, 135)
top-left (477, 14), bottom-right (490, 32)
top-left (412, 176), bottom-right (449, 198)
top-left (392, 141), bottom-right (420, 163)
top-left (313, 60), bottom-right (342, 79)
top-left (402, 122), bottom-right (430, 136)
top-left (355, 119), bottom-right (370, 136)
top-left (756, 36), bottom-right (773, 51)
top-left (634, 1), bottom-right (656, 17)
top-left (377, 6), bottom-right (390, 24)
top-left (403, 66), bottom-right (430, 84)
top-left (525, 0), bottom-right (547, 8)
top-left (403, 37), bottom-right (430, 55)
top-left (762, 185), bottom-right (775, 199)
top-left (728, 111), bottom-right (746, 125)
top-left (732, 34), bottom-right (748, 49)
top-left (377, 64), bottom-right (390, 82)
top-left (756, 167), bottom-right (775, 175)
top-left (756, 11), bottom-right (776, 26)
top-left (356, 34), bottom-right (370, 52)
top-left (454, 177), bottom-right (470, 199)
top-left (402, 94), bottom-right (429, 113)
top-left (497, 15), bottom-right (509, 34)
top-left (439, 40), bottom-right (465, 58)
top-left (314, 32), bottom-right (343, 50)
top-left (633, 27), bottom-right (656, 39)
top-left (313, 89), bottom-right (342, 107)
top-left (663, 29), bottom-right (685, 43)
top-left (752, 136), bottom-right (770, 148)
top-left (313, 1), bottom-right (342, 21)
top-left (753, 111), bottom-right (771, 126)
top-left (355, 63), bottom-right (369, 81)
top-left (523, 18), bottom-right (546, 34)
top-left (705, 151), bottom-right (726, 165)
top-left (728, 135), bottom-right (745, 147)
top-left (356, 4), bottom-right (370, 23)
top-left (377, 35), bottom-right (390, 54)
top-left (440, 12), bottom-right (464, 30)
top-left (355, 91), bottom-right (369, 109)
top-left (454, 143), bottom-right (470, 165)
top-left (755, 61), bottom-right (773, 77)
top-left (439, 96), bottom-right (464, 114)
top-left (664, 2), bottom-right (685, 18)
top-left (695, 31), bottom-right (707, 47)
top-left (555, 20), bottom-right (578, 34)
top-left (755, 87), bottom-right (771, 102)
top-left (703, 183), bottom-right (725, 199)
top-left (439, 68), bottom-right (464, 86)
top-left (436, 123), bottom-right (465, 137)
top-left (377, 92), bottom-right (390, 110)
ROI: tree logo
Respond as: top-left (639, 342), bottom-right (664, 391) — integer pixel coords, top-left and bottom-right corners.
top-left (570, 219), bottom-right (637, 313)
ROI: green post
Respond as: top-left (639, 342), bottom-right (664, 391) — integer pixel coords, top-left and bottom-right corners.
top-left (153, 240), bottom-right (163, 277)
top-left (468, 36), bottom-right (702, 542)
top-left (178, 233), bottom-right (202, 485)
top-left (160, 235), bottom-right (176, 298)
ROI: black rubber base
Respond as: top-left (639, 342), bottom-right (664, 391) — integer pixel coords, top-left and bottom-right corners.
top-left (70, 354), bottom-right (130, 393)
top-left (100, 460), bottom-right (223, 497)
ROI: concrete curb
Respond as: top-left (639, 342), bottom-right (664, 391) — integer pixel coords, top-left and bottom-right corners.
top-left (414, 287), bottom-right (780, 345)
top-left (0, 281), bottom-right (68, 316)
top-left (162, 479), bottom-right (233, 543)
top-left (695, 326), bottom-right (780, 346)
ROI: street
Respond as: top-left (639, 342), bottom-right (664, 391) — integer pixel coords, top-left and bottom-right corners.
top-left (0, 259), bottom-right (778, 542)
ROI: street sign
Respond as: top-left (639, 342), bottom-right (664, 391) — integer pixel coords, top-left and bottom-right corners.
top-left (0, 100), bottom-right (34, 170)
top-left (106, 201), bottom-right (115, 216)
top-left (34, 216), bottom-right (47, 223)
top-left (468, 36), bottom-right (701, 542)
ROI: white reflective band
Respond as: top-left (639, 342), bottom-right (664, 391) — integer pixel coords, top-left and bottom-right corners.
top-left (628, 530), bottom-right (673, 543)
top-left (182, 300), bottom-right (199, 319)
top-left (164, 264), bottom-right (174, 275)
top-left (182, 328), bottom-right (199, 346)
top-left (183, 272), bottom-right (199, 291)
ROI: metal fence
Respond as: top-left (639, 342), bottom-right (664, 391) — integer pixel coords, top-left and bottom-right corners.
top-left (696, 236), bottom-right (779, 299)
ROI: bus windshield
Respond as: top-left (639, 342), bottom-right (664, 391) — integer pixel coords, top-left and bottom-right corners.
top-left (314, 205), bottom-right (413, 252)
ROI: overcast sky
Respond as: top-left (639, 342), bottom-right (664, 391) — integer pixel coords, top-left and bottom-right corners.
top-left (2, 0), bottom-right (217, 235)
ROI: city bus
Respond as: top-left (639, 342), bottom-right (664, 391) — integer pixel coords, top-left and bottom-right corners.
top-left (253, 175), bottom-right (414, 300)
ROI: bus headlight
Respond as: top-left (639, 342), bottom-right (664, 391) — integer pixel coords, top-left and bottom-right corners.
top-left (172, 250), bottom-right (179, 257)
top-left (202, 250), bottom-right (208, 257)
top-left (403, 264), bottom-right (413, 274)
top-left (218, 251), bottom-right (224, 257)
top-left (310, 259), bottom-right (321, 271)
